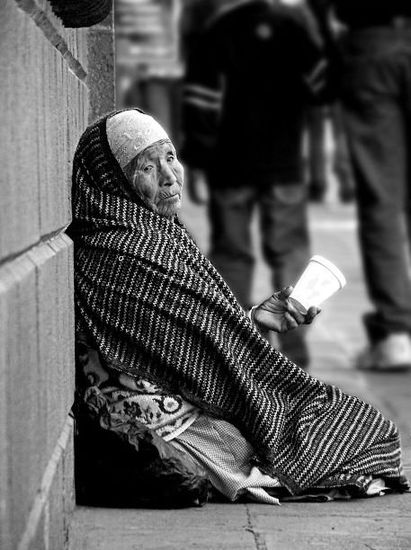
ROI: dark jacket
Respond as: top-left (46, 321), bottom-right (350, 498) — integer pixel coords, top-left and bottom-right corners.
top-left (181, 0), bottom-right (327, 188)
top-left (333, 0), bottom-right (411, 28)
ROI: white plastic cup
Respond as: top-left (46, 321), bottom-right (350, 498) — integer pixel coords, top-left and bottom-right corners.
top-left (289, 255), bottom-right (346, 312)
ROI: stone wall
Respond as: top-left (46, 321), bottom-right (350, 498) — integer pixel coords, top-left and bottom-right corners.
top-left (0, 2), bottom-right (114, 549)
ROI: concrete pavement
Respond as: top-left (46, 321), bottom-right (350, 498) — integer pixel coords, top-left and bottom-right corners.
top-left (70, 198), bottom-right (411, 550)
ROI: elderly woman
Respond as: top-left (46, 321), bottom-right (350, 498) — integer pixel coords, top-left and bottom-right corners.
top-left (69, 108), bottom-right (408, 507)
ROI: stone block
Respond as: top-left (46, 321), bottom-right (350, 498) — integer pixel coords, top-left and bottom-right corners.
top-left (66, 72), bottom-right (89, 191)
top-left (16, 420), bottom-right (74, 550)
top-left (87, 14), bottom-right (115, 122)
top-left (36, 37), bottom-right (88, 237)
top-left (0, 253), bottom-right (38, 550)
top-left (45, 431), bottom-right (74, 550)
top-left (0, 237), bottom-right (74, 550)
top-left (0, 1), bottom-right (41, 259)
top-left (65, 28), bottom-right (89, 72)
top-left (40, 234), bottom-right (74, 450)
top-left (0, 267), bottom-right (11, 549)
top-left (27, 236), bottom-right (74, 458)
top-left (37, 42), bottom-right (70, 237)
top-left (0, 1), bottom-right (89, 260)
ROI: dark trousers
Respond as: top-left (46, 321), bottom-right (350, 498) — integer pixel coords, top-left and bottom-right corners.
top-left (306, 106), bottom-right (328, 200)
top-left (340, 27), bottom-right (411, 342)
top-left (208, 183), bottom-right (310, 366)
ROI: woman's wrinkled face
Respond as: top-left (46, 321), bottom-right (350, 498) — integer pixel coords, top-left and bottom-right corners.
top-left (129, 140), bottom-right (184, 218)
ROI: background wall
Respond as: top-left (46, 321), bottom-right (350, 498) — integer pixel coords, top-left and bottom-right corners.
top-left (0, 1), bottom-right (114, 548)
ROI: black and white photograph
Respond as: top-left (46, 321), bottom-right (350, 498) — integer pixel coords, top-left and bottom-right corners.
top-left (1, 1), bottom-right (411, 549)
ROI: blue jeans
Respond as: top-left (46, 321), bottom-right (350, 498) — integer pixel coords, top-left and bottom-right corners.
top-left (340, 27), bottom-right (411, 343)
top-left (208, 183), bottom-right (310, 366)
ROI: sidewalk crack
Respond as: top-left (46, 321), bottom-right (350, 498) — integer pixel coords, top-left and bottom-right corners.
top-left (245, 504), bottom-right (268, 550)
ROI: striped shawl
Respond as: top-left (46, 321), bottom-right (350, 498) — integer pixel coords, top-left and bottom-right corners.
top-left (69, 111), bottom-right (408, 495)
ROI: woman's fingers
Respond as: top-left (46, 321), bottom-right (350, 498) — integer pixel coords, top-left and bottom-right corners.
top-left (305, 306), bottom-right (321, 324)
top-left (286, 302), bottom-right (306, 325)
top-left (284, 311), bottom-right (299, 331)
top-left (285, 303), bottom-right (320, 328)
top-left (276, 286), bottom-right (293, 301)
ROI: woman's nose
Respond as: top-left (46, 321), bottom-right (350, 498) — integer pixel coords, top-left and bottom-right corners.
top-left (159, 162), bottom-right (177, 186)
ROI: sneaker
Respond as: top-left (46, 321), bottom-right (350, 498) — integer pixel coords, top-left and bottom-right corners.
top-left (356, 333), bottom-right (411, 371)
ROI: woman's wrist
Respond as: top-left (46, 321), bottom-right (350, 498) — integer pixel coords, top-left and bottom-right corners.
top-left (247, 305), bottom-right (260, 326)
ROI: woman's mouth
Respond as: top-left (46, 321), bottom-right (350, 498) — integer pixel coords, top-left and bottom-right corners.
top-left (163, 193), bottom-right (180, 201)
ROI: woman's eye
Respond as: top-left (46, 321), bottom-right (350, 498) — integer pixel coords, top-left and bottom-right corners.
top-left (143, 165), bottom-right (153, 173)
top-left (167, 155), bottom-right (175, 163)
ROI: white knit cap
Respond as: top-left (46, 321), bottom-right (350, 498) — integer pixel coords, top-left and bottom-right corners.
top-left (106, 110), bottom-right (169, 169)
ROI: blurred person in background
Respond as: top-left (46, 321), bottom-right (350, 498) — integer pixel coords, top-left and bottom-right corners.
top-left (330, 102), bottom-right (355, 203)
top-left (305, 105), bottom-right (328, 202)
top-left (305, 104), bottom-right (355, 203)
top-left (314, 0), bottom-right (411, 370)
top-left (181, 0), bottom-right (328, 368)
top-left (181, 1), bottom-right (337, 206)
top-left (180, 0), bottom-right (236, 52)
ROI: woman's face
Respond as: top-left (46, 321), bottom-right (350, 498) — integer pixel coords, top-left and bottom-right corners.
top-left (130, 140), bottom-right (184, 218)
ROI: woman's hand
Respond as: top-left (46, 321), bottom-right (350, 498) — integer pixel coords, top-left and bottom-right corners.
top-left (252, 286), bottom-right (320, 334)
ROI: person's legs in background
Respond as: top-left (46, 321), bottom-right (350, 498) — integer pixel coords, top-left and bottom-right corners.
top-left (331, 103), bottom-right (356, 203)
top-left (260, 183), bottom-right (311, 368)
top-left (306, 106), bottom-right (328, 202)
top-left (404, 45), bottom-right (411, 303)
top-left (208, 186), bottom-right (256, 309)
top-left (341, 30), bottom-right (411, 369)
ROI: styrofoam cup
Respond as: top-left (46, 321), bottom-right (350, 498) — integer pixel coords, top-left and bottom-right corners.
top-left (289, 255), bottom-right (346, 311)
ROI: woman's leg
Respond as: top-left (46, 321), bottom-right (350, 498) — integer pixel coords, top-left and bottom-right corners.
top-left (170, 415), bottom-right (281, 504)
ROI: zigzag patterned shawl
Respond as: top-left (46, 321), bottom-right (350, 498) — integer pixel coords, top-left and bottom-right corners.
top-left (69, 111), bottom-right (408, 495)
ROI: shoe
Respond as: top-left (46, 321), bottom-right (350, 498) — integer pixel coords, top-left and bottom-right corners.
top-left (356, 333), bottom-right (411, 371)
